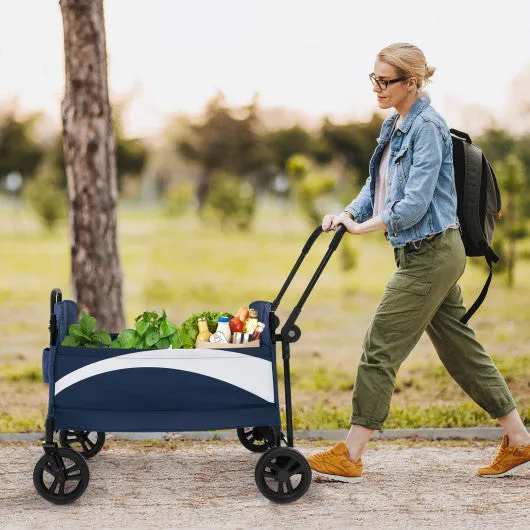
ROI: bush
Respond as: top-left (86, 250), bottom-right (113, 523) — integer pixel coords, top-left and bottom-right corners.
top-left (23, 169), bottom-right (66, 230)
top-left (163, 181), bottom-right (194, 217)
top-left (202, 170), bottom-right (257, 231)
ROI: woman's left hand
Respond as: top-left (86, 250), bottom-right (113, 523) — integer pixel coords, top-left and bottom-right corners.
top-left (331, 212), bottom-right (361, 235)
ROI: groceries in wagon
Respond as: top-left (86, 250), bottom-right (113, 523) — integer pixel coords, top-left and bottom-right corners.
top-left (61, 306), bottom-right (264, 351)
top-left (194, 307), bottom-right (265, 347)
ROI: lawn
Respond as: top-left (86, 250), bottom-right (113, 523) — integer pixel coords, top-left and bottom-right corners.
top-left (1, 198), bottom-right (529, 432)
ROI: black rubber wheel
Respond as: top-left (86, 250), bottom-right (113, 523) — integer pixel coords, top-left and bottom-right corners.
top-left (59, 430), bottom-right (105, 459)
top-left (255, 447), bottom-right (312, 503)
top-left (33, 447), bottom-right (89, 504)
top-left (237, 426), bottom-right (277, 453)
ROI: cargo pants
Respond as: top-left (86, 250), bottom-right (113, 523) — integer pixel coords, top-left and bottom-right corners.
top-left (350, 228), bottom-right (516, 430)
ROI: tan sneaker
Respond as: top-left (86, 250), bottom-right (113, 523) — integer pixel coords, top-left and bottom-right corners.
top-left (307, 442), bottom-right (363, 483)
top-left (478, 435), bottom-right (530, 477)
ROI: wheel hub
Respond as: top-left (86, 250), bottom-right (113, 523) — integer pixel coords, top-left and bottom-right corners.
top-left (278, 469), bottom-right (291, 482)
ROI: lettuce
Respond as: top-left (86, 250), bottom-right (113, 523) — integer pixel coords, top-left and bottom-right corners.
top-left (179, 311), bottom-right (233, 349)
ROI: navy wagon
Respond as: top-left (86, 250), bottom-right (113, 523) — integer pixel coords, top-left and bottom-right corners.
top-left (34, 225), bottom-right (346, 504)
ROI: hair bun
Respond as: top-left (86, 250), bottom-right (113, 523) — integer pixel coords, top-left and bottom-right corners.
top-left (425, 64), bottom-right (436, 80)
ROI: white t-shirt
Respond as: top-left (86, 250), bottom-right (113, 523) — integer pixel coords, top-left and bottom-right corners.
top-left (373, 142), bottom-right (391, 217)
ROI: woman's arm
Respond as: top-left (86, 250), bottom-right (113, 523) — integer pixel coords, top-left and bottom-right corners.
top-left (331, 212), bottom-right (387, 235)
top-left (344, 175), bottom-right (373, 223)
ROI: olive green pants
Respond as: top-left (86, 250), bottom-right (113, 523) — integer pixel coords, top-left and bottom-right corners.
top-left (351, 228), bottom-right (516, 430)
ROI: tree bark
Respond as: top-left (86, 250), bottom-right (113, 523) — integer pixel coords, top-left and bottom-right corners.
top-left (60, 0), bottom-right (125, 332)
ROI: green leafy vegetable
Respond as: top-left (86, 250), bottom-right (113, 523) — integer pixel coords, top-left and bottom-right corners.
top-left (62, 311), bottom-right (112, 348)
top-left (179, 311), bottom-right (233, 349)
top-left (110, 310), bottom-right (180, 350)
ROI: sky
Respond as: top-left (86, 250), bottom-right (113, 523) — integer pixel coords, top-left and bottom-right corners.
top-left (1, 0), bottom-right (530, 138)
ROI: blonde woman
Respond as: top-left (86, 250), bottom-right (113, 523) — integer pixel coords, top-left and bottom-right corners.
top-left (307, 43), bottom-right (530, 482)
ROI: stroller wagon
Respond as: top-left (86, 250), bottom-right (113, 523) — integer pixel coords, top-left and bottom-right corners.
top-left (34, 225), bottom-right (346, 504)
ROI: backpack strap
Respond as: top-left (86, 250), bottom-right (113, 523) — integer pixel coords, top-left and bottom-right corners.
top-left (460, 248), bottom-right (499, 325)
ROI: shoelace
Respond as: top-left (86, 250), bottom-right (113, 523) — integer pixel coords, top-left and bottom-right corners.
top-left (491, 446), bottom-right (516, 467)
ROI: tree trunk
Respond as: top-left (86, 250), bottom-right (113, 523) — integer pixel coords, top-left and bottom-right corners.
top-left (60, 0), bottom-right (125, 332)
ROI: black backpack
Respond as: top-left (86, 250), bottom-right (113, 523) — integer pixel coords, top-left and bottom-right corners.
top-left (450, 128), bottom-right (501, 324)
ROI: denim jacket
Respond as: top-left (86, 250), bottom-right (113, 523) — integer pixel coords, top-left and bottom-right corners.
top-left (344, 94), bottom-right (458, 248)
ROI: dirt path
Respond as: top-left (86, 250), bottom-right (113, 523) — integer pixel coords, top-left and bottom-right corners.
top-left (1, 440), bottom-right (529, 528)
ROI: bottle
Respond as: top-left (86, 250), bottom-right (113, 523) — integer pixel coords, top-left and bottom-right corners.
top-left (215, 316), bottom-right (232, 342)
top-left (244, 309), bottom-right (258, 335)
top-left (251, 322), bottom-right (265, 342)
top-left (196, 317), bottom-right (212, 342)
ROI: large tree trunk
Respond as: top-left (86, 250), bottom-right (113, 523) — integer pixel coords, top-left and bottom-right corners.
top-left (60, 0), bottom-right (125, 332)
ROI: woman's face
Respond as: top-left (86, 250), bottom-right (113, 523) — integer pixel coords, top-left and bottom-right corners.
top-left (371, 59), bottom-right (414, 111)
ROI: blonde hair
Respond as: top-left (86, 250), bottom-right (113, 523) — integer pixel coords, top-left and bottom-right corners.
top-left (377, 43), bottom-right (436, 91)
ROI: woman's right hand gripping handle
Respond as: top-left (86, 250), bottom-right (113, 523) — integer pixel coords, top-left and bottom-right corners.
top-left (322, 212), bottom-right (354, 232)
top-left (322, 213), bottom-right (338, 232)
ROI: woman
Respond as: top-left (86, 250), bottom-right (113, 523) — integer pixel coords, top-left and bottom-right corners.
top-left (307, 43), bottom-right (530, 482)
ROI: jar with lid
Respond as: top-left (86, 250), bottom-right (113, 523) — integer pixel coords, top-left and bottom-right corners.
top-left (215, 316), bottom-right (232, 342)
top-left (196, 317), bottom-right (212, 342)
top-left (244, 309), bottom-right (258, 335)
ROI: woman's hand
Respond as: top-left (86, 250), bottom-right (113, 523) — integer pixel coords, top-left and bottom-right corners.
top-left (331, 211), bottom-right (360, 234)
top-left (322, 212), bottom-right (360, 234)
top-left (322, 213), bottom-right (340, 232)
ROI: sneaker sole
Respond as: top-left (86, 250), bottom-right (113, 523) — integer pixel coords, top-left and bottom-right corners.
top-left (478, 459), bottom-right (530, 478)
top-left (311, 470), bottom-right (363, 483)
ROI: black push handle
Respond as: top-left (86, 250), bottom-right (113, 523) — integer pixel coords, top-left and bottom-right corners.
top-left (49, 288), bottom-right (62, 346)
top-left (271, 224), bottom-right (347, 331)
top-left (450, 128), bottom-right (472, 144)
top-left (271, 226), bottom-right (323, 312)
top-left (50, 288), bottom-right (62, 316)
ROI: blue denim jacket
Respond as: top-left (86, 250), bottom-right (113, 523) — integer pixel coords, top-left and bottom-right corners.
top-left (344, 94), bottom-right (458, 248)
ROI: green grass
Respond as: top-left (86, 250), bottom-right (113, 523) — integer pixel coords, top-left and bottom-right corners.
top-left (282, 402), bottom-right (530, 431)
top-left (0, 412), bottom-right (45, 432)
top-left (1, 199), bottom-right (530, 432)
top-left (0, 363), bottom-right (42, 382)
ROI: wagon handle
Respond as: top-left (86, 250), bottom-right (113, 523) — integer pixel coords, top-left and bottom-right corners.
top-left (271, 224), bottom-right (346, 324)
top-left (49, 288), bottom-right (62, 346)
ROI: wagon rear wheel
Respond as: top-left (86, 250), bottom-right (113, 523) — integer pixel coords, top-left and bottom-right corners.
top-left (237, 426), bottom-right (279, 453)
top-left (59, 430), bottom-right (105, 459)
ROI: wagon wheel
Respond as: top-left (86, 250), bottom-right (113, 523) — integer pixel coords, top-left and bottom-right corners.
top-left (255, 447), bottom-right (311, 503)
top-left (59, 430), bottom-right (105, 459)
top-left (33, 447), bottom-right (89, 504)
top-left (237, 426), bottom-right (279, 453)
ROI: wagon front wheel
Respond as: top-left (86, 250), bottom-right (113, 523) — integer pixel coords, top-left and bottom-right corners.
top-left (255, 447), bottom-right (311, 503)
top-left (59, 430), bottom-right (105, 459)
top-left (33, 447), bottom-right (89, 504)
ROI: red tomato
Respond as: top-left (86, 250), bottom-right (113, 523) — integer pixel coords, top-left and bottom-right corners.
top-left (229, 317), bottom-right (244, 333)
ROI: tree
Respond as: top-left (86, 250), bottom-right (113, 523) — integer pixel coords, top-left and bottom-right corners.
top-left (0, 111), bottom-right (45, 184)
top-left (60, 0), bottom-right (124, 331)
top-left (177, 92), bottom-right (264, 210)
top-left (263, 126), bottom-right (314, 172)
top-left (494, 155), bottom-right (526, 288)
top-left (319, 113), bottom-right (383, 190)
top-left (477, 128), bottom-right (516, 164)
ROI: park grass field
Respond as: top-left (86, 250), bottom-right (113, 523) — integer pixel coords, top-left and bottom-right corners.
top-left (1, 199), bottom-right (529, 432)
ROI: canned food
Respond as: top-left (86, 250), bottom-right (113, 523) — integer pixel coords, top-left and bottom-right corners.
top-left (232, 332), bottom-right (243, 344)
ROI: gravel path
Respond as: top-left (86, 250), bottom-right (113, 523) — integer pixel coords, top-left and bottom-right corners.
top-left (1, 440), bottom-right (529, 528)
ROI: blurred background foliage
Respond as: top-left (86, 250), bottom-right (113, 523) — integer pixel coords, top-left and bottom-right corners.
top-left (2, 91), bottom-right (530, 285)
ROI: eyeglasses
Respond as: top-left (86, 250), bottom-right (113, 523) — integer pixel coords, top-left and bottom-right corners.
top-left (369, 73), bottom-right (408, 91)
